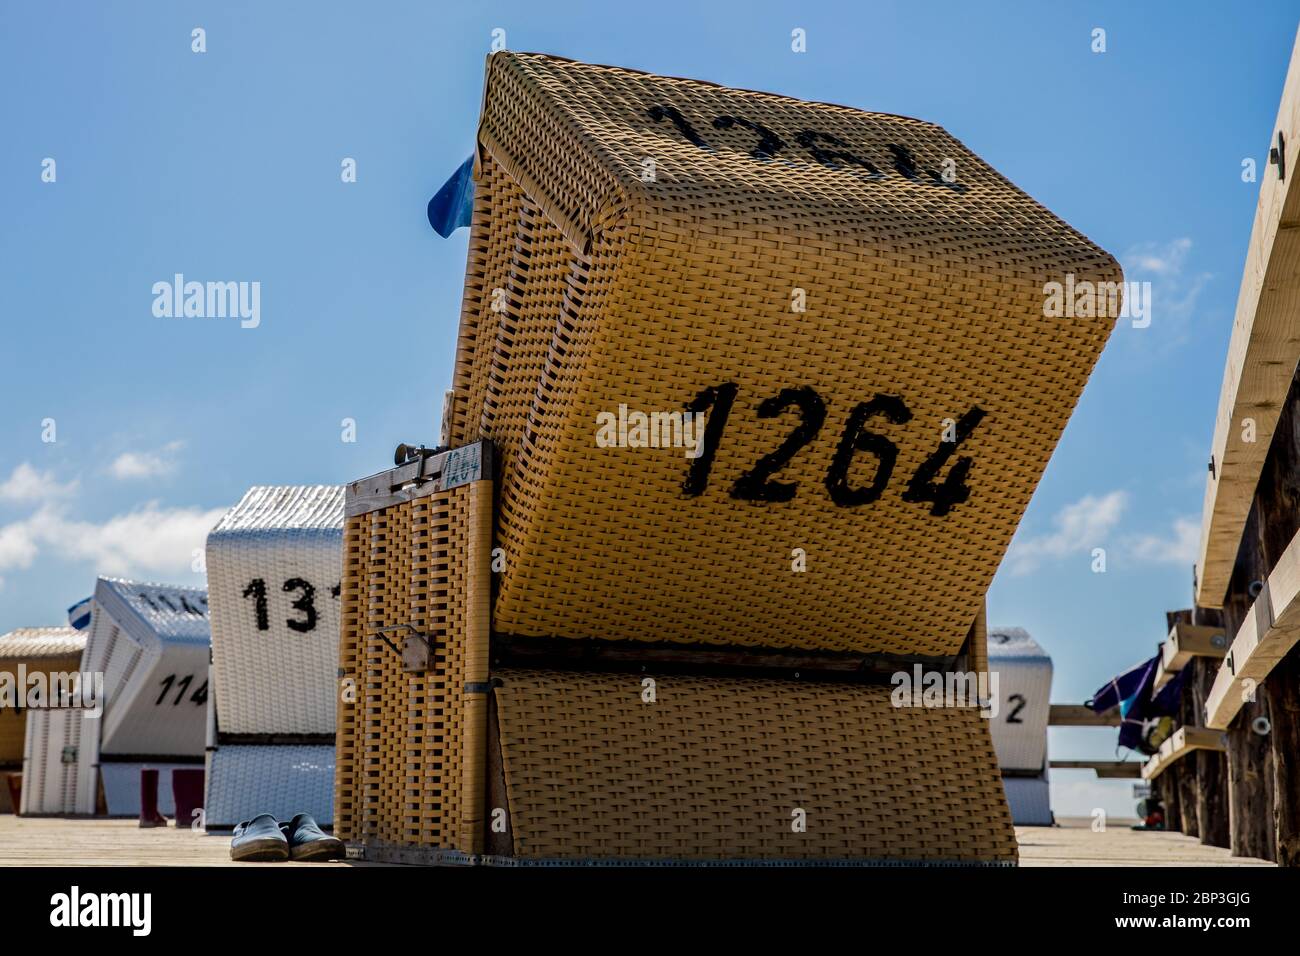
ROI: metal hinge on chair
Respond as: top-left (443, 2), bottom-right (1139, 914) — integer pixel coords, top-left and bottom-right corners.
top-left (375, 624), bottom-right (436, 673)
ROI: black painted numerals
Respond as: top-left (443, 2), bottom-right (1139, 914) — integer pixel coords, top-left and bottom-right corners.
top-left (825, 395), bottom-right (912, 507)
top-left (683, 382), bottom-right (984, 515)
top-left (731, 387), bottom-right (826, 502)
top-left (647, 104), bottom-right (708, 149)
top-left (1006, 693), bottom-right (1027, 724)
top-left (794, 130), bottom-right (880, 176)
top-left (155, 674), bottom-right (207, 707)
top-left (712, 115), bottom-right (786, 160)
top-left (902, 407), bottom-right (986, 516)
top-left (681, 382), bottom-right (738, 496)
top-left (647, 103), bottom-right (963, 191)
top-left (242, 577), bottom-right (338, 634)
top-left (283, 578), bottom-right (317, 633)
top-left (136, 589), bottom-right (207, 616)
top-left (242, 578), bottom-right (269, 631)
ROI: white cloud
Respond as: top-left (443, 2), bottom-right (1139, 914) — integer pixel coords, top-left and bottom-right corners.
top-left (1125, 515), bottom-right (1200, 567)
top-left (108, 441), bottom-right (183, 480)
top-left (1124, 237), bottom-right (1191, 276)
top-left (1005, 491), bottom-right (1128, 575)
top-left (0, 463), bottom-right (79, 503)
top-left (0, 519), bottom-right (40, 582)
top-left (1121, 237), bottom-right (1211, 347)
top-left (33, 503), bottom-right (225, 578)
top-left (0, 457), bottom-right (222, 589)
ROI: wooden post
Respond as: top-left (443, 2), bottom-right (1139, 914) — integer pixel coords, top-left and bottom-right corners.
top-left (1270, 646), bottom-right (1300, 865)
top-left (1173, 652), bottom-right (1200, 838)
top-left (1177, 753), bottom-right (1200, 838)
top-left (1184, 646), bottom-right (1230, 847)
top-left (1219, 505), bottom-right (1278, 860)
top-left (1228, 695), bottom-right (1275, 860)
top-left (1255, 377), bottom-right (1300, 865)
top-left (1164, 764), bottom-right (1182, 832)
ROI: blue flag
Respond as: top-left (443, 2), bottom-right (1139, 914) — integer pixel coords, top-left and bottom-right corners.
top-left (67, 596), bottom-right (92, 630)
top-left (427, 154), bottom-right (475, 238)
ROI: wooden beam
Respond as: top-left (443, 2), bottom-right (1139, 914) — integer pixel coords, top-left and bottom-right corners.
top-left (1049, 760), bottom-right (1140, 778)
top-left (1196, 26), bottom-right (1300, 607)
top-left (1048, 704), bottom-right (1121, 726)
top-left (1141, 727), bottom-right (1228, 781)
top-left (1163, 764), bottom-right (1183, 832)
top-left (1270, 648), bottom-right (1300, 865)
top-left (1153, 622), bottom-right (1228, 691)
top-left (1219, 505), bottom-right (1278, 860)
top-left (1177, 691), bottom-right (1201, 838)
top-left (1205, 520), bottom-right (1300, 729)
top-left (1190, 658), bottom-right (1231, 848)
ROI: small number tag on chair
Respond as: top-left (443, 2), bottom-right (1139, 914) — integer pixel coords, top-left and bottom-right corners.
top-left (439, 444), bottom-right (482, 491)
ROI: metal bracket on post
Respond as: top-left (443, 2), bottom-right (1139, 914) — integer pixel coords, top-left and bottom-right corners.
top-left (375, 624), bottom-right (437, 673)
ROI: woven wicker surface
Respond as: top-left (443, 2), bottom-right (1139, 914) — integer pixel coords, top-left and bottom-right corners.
top-left (0, 653), bottom-right (83, 766)
top-left (335, 480), bottom-right (491, 852)
top-left (206, 486), bottom-right (343, 735)
top-left (1002, 775), bottom-right (1053, 826)
top-left (446, 53), bottom-right (1119, 657)
top-left (20, 706), bottom-right (98, 816)
top-left (492, 667), bottom-right (1016, 863)
top-left (986, 626), bottom-right (1052, 773)
top-left (82, 578), bottom-right (211, 758)
top-left (203, 743), bottom-right (334, 828)
top-left (0, 627), bottom-right (86, 660)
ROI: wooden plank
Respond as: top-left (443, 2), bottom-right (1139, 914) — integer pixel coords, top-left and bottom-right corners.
top-left (1049, 760), bottom-right (1140, 778)
top-left (1048, 704), bottom-right (1121, 726)
top-left (1154, 622), bottom-right (1228, 691)
top-left (1196, 25), bottom-right (1300, 606)
top-left (1189, 658), bottom-right (1230, 848)
top-left (0, 816), bottom-right (395, 867)
top-left (1270, 647), bottom-right (1300, 865)
top-left (1176, 675), bottom-right (1201, 838)
top-left (1219, 506), bottom-right (1278, 860)
top-left (1205, 522), bottom-right (1300, 729)
top-left (343, 440), bottom-right (493, 517)
top-left (1016, 818), bottom-right (1274, 867)
top-left (1142, 727), bottom-right (1227, 781)
top-left (1164, 763), bottom-right (1183, 832)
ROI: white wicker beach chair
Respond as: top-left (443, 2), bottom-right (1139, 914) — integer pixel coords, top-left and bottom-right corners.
top-left (72, 578), bottom-right (210, 816)
top-left (203, 485), bottom-right (343, 828)
top-left (20, 706), bottom-right (97, 815)
top-left (988, 626), bottom-right (1054, 825)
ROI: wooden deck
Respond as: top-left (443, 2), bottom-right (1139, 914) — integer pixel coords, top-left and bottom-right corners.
top-left (1017, 818), bottom-right (1274, 867)
top-left (0, 816), bottom-right (385, 867)
top-left (0, 815), bottom-right (1278, 866)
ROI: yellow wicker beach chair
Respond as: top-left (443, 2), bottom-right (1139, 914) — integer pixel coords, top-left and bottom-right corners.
top-left (336, 52), bottom-right (1120, 865)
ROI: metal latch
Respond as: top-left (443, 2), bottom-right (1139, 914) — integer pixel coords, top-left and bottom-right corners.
top-left (375, 624), bottom-right (436, 673)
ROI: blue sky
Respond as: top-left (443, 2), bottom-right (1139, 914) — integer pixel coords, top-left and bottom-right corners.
top-left (2, 1), bottom-right (1297, 817)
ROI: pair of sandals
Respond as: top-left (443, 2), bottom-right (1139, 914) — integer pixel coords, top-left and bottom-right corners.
top-left (230, 812), bottom-right (343, 862)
